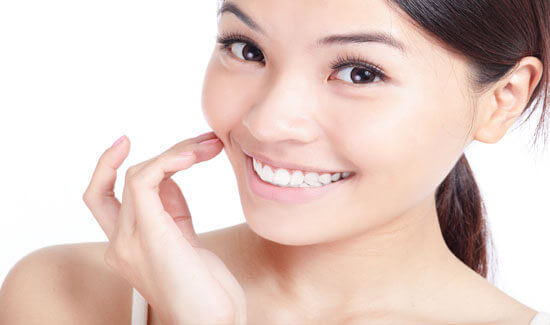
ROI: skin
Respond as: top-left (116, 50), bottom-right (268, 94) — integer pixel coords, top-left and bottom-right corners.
top-left (197, 0), bottom-right (544, 323)
top-left (0, 0), bottom-right (544, 324)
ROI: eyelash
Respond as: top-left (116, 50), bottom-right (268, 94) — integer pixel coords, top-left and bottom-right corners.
top-left (329, 53), bottom-right (387, 83)
top-left (216, 32), bottom-right (265, 62)
top-left (215, 31), bottom-right (387, 84)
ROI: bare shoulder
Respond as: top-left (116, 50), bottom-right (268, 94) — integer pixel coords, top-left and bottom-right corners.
top-left (0, 241), bottom-right (132, 324)
top-left (480, 280), bottom-right (540, 324)
top-left (0, 226), bottom-right (246, 325)
top-left (439, 260), bottom-right (540, 324)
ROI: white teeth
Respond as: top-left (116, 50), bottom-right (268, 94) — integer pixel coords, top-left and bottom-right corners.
top-left (273, 168), bottom-right (290, 186)
top-left (304, 172), bottom-right (322, 187)
top-left (289, 170), bottom-right (304, 187)
top-left (252, 156), bottom-right (351, 188)
top-left (260, 165), bottom-right (274, 183)
top-left (318, 173), bottom-right (332, 185)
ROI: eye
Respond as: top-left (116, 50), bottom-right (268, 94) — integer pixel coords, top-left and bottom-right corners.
top-left (228, 42), bottom-right (264, 62)
top-left (329, 54), bottom-right (387, 85)
top-left (216, 32), bottom-right (265, 64)
top-left (332, 66), bottom-right (382, 84)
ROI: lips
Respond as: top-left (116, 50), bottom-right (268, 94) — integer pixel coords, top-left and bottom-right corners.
top-left (244, 151), bottom-right (352, 204)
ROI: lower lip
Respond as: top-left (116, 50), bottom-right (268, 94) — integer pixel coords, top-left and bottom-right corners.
top-left (244, 153), bottom-right (352, 204)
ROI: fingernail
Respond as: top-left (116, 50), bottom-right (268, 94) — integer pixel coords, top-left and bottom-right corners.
top-left (111, 135), bottom-right (126, 148)
top-left (199, 138), bottom-right (220, 145)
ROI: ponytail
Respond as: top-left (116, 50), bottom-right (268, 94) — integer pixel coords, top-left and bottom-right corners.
top-left (435, 154), bottom-right (491, 278)
top-left (390, 0), bottom-right (550, 279)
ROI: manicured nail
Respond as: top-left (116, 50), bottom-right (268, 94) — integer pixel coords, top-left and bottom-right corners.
top-left (111, 135), bottom-right (126, 148)
top-left (199, 138), bottom-right (220, 145)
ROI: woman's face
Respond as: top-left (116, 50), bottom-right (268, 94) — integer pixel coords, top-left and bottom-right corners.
top-left (201, 0), bottom-right (479, 245)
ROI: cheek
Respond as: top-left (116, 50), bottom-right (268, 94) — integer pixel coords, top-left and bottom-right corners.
top-left (201, 57), bottom-right (238, 134)
top-left (325, 88), bottom-right (471, 217)
top-left (201, 53), bottom-right (242, 132)
top-left (201, 52), bottom-right (263, 138)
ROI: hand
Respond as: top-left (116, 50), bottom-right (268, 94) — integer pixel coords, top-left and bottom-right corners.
top-left (82, 132), bottom-right (247, 325)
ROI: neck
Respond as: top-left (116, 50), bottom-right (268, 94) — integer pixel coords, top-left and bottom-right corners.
top-left (245, 193), bottom-right (466, 315)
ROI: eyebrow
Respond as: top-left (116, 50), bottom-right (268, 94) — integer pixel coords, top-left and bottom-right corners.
top-left (218, 2), bottom-right (267, 35)
top-left (217, 1), bottom-right (407, 55)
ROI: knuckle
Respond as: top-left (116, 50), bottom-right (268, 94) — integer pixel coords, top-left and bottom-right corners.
top-left (125, 165), bottom-right (140, 178)
top-left (125, 167), bottom-right (144, 190)
top-left (149, 156), bottom-right (163, 168)
top-left (127, 173), bottom-right (145, 191)
top-left (112, 239), bottom-right (133, 262)
top-left (104, 239), bottom-right (133, 267)
top-left (82, 190), bottom-right (95, 205)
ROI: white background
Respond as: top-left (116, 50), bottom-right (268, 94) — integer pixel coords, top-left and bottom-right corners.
top-left (0, 0), bottom-right (548, 313)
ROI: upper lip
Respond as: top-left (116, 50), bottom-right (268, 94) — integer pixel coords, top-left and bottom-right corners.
top-left (242, 148), bottom-right (349, 174)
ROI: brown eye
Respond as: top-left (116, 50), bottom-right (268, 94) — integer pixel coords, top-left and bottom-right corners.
top-left (332, 66), bottom-right (382, 84)
top-left (229, 42), bottom-right (264, 63)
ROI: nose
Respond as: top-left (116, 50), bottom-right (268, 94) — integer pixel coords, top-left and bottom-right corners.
top-left (242, 67), bottom-right (321, 144)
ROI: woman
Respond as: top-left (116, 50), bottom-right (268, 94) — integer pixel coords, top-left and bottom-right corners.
top-left (1, 0), bottom-right (549, 324)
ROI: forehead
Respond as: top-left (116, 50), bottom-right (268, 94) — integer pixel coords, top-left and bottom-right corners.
top-left (219, 0), bottom-right (435, 55)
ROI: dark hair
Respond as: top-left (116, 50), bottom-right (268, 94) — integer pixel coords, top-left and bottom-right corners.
top-left (386, 0), bottom-right (549, 278)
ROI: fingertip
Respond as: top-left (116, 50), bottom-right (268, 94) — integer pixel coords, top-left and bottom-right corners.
top-left (111, 135), bottom-right (127, 148)
top-left (104, 135), bottom-right (130, 167)
top-left (109, 135), bottom-right (131, 153)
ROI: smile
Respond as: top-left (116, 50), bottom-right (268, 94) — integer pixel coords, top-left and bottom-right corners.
top-left (243, 151), bottom-right (355, 204)
top-left (252, 156), bottom-right (352, 188)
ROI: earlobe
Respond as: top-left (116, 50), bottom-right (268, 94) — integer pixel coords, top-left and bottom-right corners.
top-left (472, 56), bottom-right (544, 144)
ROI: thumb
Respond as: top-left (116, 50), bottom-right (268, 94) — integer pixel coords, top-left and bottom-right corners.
top-left (158, 178), bottom-right (201, 247)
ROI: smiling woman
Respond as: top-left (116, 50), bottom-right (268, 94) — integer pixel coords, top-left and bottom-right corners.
top-left (200, 0), bottom-right (550, 323)
top-left (0, 0), bottom-right (549, 324)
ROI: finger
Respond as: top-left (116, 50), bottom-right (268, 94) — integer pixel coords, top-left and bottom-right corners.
top-left (114, 157), bottom-right (157, 239)
top-left (130, 140), bottom-right (223, 242)
top-left (159, 178), bottom-right (201, 247)
top-left (118, 132), bottom-right (219, 239)
top-left (159, 131), bottom-right (221, 179)
top-left (162, 131), bottom-right (219, 154)
top-left (83, 135), bottom-right (130, 240)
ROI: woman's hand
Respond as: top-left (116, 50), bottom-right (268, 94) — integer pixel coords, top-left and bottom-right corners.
top-left (82, 132), bottom-right (247, 325)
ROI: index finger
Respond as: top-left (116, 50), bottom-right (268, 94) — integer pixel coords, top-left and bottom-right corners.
top-left (129, 136), bottom-right (223, 239)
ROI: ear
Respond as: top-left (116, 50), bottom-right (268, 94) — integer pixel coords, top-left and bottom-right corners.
top-left (473, 56), bottom-right (544, 144)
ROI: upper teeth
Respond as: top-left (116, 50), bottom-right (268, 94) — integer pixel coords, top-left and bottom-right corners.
top-left (252, 157), bottom-right (351, 188)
